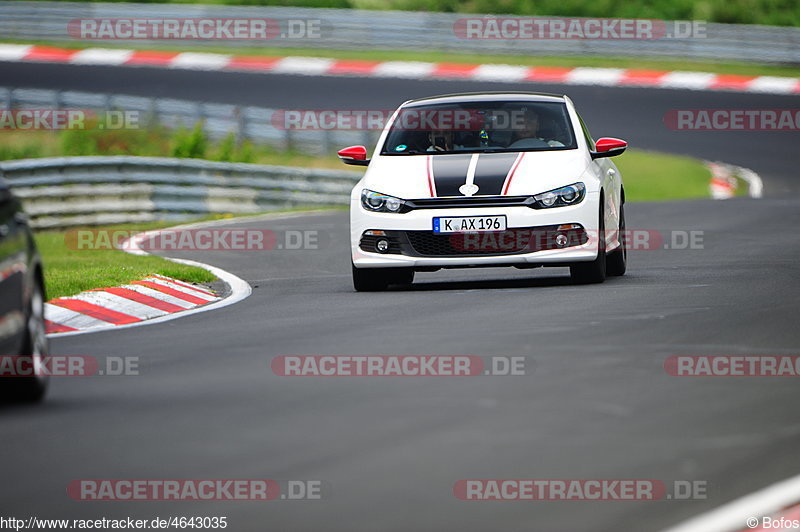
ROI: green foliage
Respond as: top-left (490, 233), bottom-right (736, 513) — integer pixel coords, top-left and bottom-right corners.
top-left (0, 142), bottom-right (43, 160)
top-left (214, 132), bottom-right (237, 162)
top-left (171, 122), bottom-right (208, 159)
top-left (60, 113), bottom-right (171, 156)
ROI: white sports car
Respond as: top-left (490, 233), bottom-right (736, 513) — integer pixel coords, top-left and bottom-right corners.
top-left (340, 92), bottom-right (628, 292)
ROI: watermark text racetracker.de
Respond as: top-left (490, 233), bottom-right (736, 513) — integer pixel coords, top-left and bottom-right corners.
top-left (664, 109), bottom-right (800, 131)
top-left (66, 228), bottom-right (325, 252)
top-left (67, 479), bottom-right (323, 501)
top-left (0, 109), bottom-right (139, 131)
top-left (0, 355), bottom-right (139, 377)
top-left (271, 108), bottom-right (528, 132)
top-left (453, 18), bottom-right (706, 40)
top-left (665, 356), bottom-right (800, 377)
top-left (1, 516), bottom-right (228, 530)
top-left (68, 18), bottom-right (322, 40)
top-left (272, 355), bottom-right (527, 377)
top-left (453, 479), bottom-right (708, 500)
top-left (447, 229), bottom-right (704, 254)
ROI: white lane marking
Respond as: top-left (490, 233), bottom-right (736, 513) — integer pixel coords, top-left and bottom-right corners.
top-left (69, 291), bottom-right (169, 319)
top-left (661, 473), bottom-right (800, 532)
top-left (0, 44), bottom-right (33, 61)
top-left (120, 284), bottom-right (197, 309)
top-left (470, 64), bottom-right (530, 82)
top-left (372, 61), bottom-right (436, 78)
top-left (70, 48), bottom-right (134, 65)
top-left (566, 67), bottom-right (626, 86)
top-left (660, 71), bottom-right (717, 90)
top-left (142, 277), bottom-right (218, 301)
top-left (271, 56), bottom-right (335, 75)
top-left (44, 303), bottom-right (113, 330)
top-left (169, 52), bottom-right (232, 70)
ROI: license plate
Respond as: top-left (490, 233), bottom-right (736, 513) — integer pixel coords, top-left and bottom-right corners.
top-left (433, 215), bottom-right (507, 234)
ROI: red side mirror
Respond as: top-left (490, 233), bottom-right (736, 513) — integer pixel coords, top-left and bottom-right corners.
top-left (592, 137), bottom-right (628, 159)
top-left (338, 145), bottom-right (370, 166)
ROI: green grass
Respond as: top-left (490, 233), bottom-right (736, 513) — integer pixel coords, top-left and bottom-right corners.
top-left (35, 221), bottom-right (217, 300)
top-left (614, 149), bottom-right (711, 202)
top-left (5, 39), bottom-right (800, 78)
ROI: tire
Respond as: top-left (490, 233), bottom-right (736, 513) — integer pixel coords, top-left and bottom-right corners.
top-left (606, 203), bottom-right (627, 277)
top-left (5, 278), bottom-right (49, 402)
top-left (352, 263), bottom-right (414, 292)
top-left (570, 203), bottom-right (607, 284)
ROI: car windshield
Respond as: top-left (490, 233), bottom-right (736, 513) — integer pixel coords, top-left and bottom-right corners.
top-left (380, 100), bottom-right (577, 155)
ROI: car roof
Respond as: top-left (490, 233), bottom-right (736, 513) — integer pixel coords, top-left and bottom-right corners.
top-left (402, 92), bottom-right (567, 107)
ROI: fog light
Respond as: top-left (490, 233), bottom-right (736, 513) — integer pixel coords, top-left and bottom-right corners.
top-left (376, 239), bottom-right (390, 253)
top-left (555, 233), bottom-right (568, 247)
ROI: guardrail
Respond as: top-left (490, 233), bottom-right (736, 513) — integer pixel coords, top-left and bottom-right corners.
top-left (0, 2), bottom-right (798, 64)
top-left (0, 86), bottom-right (379, 154)
top-left (0, 156), bottom-right (362, 229)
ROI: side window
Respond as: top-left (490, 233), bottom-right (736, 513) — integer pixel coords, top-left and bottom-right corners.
top-left (577, 114), bottom-right (595, 151)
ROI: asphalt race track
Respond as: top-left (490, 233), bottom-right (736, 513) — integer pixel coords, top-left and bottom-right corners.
top-left (2, 62), bottom-right (800, 531)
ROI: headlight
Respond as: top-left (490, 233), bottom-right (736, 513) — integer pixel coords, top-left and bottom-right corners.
top-left (361, 189), bottom-right (408, 213)
top-left (532, 183), bottom-right (586, 209)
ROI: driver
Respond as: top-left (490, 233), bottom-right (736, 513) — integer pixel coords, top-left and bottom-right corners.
top-left (427, 130), bottom-right (467, 152)
top-left (508, 108), bottom-right (564, 148)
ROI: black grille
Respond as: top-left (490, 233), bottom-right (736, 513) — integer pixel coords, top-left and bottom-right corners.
top-left (405, 226), bottom-right (586, 257)
top-left (407, 196), bottom-right (534, 210)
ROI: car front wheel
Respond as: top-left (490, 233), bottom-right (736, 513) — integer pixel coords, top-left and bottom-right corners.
top-left (606, 203), bottom-right (627, 277)
top-left (570, 205), bottom-right (607, 284)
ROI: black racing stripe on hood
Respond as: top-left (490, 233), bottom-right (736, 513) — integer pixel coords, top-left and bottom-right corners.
top-left (431, 155), bottom-right (472, 197)
top-left (473, 153), bottom-right (519, 196)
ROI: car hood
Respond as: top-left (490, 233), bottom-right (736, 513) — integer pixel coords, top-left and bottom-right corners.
top-left (363, 150), bottom-right (590, 199)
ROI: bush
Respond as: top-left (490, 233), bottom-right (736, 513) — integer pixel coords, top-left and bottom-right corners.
top-left (171, 123), bottom-right (208, 159)
top-left (60, 113), bottom-right (171, 156)
top-left (214, 132), bottom-right (237, 162)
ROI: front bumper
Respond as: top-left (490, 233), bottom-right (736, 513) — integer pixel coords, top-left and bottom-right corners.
top-left (351, 193), bottom-right (601, 269)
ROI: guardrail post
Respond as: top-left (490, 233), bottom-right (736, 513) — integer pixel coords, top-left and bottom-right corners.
top-left (235, 106), bottom-right (246, 145)
top-left (52, 89), bottom-right (62, 112)
top-left (145, 96), bottom-right (158, 129)
top-left (322, 129), bottom-right (332, 154)
top-left (285, 128), bottom-right (293, 153)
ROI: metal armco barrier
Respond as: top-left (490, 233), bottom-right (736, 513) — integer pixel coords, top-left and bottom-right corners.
top-left (0, 156), bottom-right (362, 228)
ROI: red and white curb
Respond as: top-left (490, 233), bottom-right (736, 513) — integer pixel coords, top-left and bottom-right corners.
top-left (706, 161), bottom-right (764, 199)
top-left (1, 44), bottom-right (799, 95)
top-left (662, 473), bottom-right (800, 532)
top-left (45, 274), bottom-right (220, 334)
top-left (45, 223), bottom-right (252, 337)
